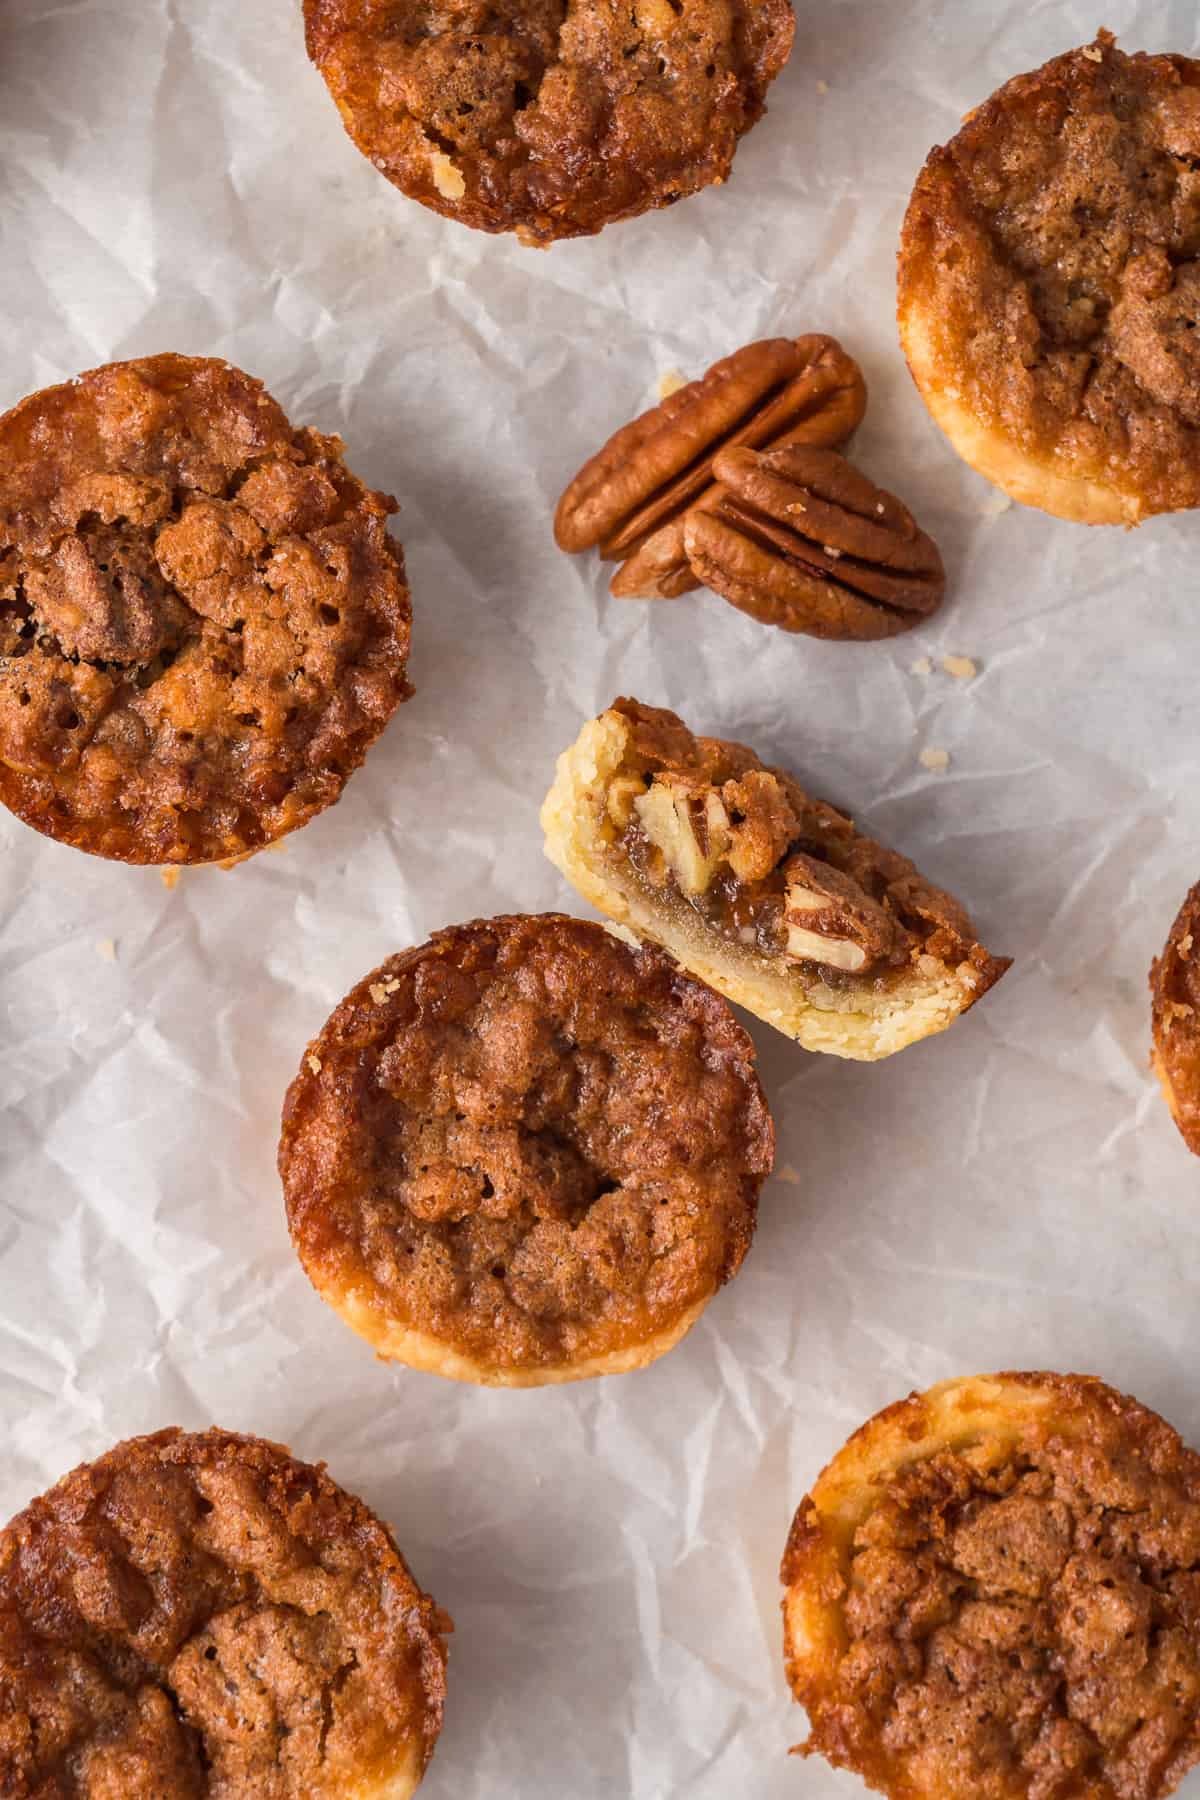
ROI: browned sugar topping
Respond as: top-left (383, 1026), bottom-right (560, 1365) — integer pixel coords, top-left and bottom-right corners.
top-left (904, 35), bottom-right (1200, 511)
top-left (817, 1421), bottom-right (1200, 1799)
top-left (280, 915), bottom-right (772, 1371)
top-left (0, 355), bottom-right (411, 864)
top-left (0, 1430), bottom-right (447, 1799)
top-left (606, 698), bottom-right (989, 985)
top-left (303, 0), bottom-right (795, 243)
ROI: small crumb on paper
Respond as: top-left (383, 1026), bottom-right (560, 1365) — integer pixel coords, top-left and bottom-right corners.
top-left (161, 867), bottom-right (181, 891)
top-left (657, 368), bottom-right (687, 400)
top-left (95, 938), bottom-right (117, 963)
top-left (306, 1053), bottom-right (323, 1076)
top-left (369, 978), bottom-right (401, 1005)
top-left (942, 654), bottom-right (978, 681)
top-left (429, 150), bottom-right (466, 199)
top-left (266, 838), bottom-right (289, 855)
top-left (920, 747), bottom-right (951, 773)
top-left (816, 79), bottom-right (830, 95)
top-left (982, 490), bottom-right (1013, 517)
top-left (777, 1163), bottom-right (802, 1187)
top-left (910, 656), bottom-right (933, 676)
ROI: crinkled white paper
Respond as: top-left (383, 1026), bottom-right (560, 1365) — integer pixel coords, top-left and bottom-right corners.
top-left (3, 2), bottom-right (1200, 1794)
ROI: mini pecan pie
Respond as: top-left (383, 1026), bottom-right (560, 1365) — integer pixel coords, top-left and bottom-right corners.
top-left (279, 914), bottom-right (772, 1386)
top-left (542, 700), bottom-right (1009, 1061)
top-left (302, 1), bottom-right (795, 246)
top-left (0, 354), bottom-right (411, 864)
top-left (900, 33), bottom-right (1200, 524)
top-left (0, 1428), bottom-right (448, 1799)
top-left (781, 1373), bottom-right (1200, 1800)
top-left (1151, 882), bottom-right (1200, 1155)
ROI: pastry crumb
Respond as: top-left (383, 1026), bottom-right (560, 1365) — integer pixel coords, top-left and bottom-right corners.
top-left (307, 1053), bottom-right (323, 1076)
top-left (1082, 43), bottom-right (1104, 62)
top-left (777, 1162), bottom-right (802, 1186)
top-left (95, 938), bottom-right (117, 963)
top-left (657, 368), bottom-right (687, 400)
top-left (982, 490), bottom-right (1013, 517)
top-left (941, 654), bottom-right (978, 681)
top-left (919, 748), bottom-right (951, 773)
top-left (816, 79), bottom-right (830, 95)
top-left (161, 867), bottom-right (182, 891)
top-left (368, 978), bottom-right (402, 1005)
top-left (429, 150), bottom-right (466, 199)
top-left (910, 656), bottom-right (933, 676)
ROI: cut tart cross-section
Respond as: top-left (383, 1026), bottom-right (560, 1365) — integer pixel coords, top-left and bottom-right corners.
top-left (541, 699), bottom-right (1010, 1061)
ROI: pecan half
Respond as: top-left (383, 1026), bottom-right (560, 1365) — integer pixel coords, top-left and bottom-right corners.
top-left (684, 445), bottom-right (945, 640)
top-left (554, 336), bottom-right (866, 600)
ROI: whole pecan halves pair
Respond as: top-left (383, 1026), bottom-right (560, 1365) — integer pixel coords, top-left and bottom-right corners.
top-left (554, 334), bottom-right (944, 641)
top-left (555, 336), bottom-right (866, 599)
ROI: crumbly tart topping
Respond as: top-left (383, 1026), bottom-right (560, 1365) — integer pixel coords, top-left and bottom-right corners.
top-left (596, 699), bottom-right (1001, 995)
top-left (0, 1429), bottom-right (448, 1798)
top-left (900, 33), bottom-right (1200, 518)
top-left (303, 0), bottom-right (795, 245)
top-left (0, 355), bottom-right (411, 864)
top-left (782, 1375), bottom-right (1200, 1800)
top-left (1151, 882), bottom-right (1200, 1155)
top-left (280, 914), bottom-right (772, 1377)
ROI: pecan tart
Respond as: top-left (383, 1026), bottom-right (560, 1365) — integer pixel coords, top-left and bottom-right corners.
top-left (0, 1428), bottom-right (449, 1799)
top-left (782, 1373), bottom-right (1200, 1799)
top-left (0, 355), bottom-right (411, 864)
top-left (1151, 881), bottom-right (1200, 1156)
top-left (279, 914), bottom-right (772, 1387)
top-left (542, 700), bottom-right (1009, 1061)
top-left (900, 33), bottom-right (1200, 524)
top-left (303, 0), bottom-right (795, 246)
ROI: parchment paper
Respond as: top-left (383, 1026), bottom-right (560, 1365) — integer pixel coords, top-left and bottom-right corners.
top-left (3, 2), bottom-right (1200, 1793)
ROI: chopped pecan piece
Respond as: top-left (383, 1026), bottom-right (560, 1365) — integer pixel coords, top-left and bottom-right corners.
top-left (634, 773), bottom-right (732, 895)
top-left (555, 336), bottom-right (866, 600)
top-left (1151, 882), bottom-right (1200, 1156)
top-left (783, 852), bottom-right (905, 973)
top-left (685, 445), bottom-right (945, 640)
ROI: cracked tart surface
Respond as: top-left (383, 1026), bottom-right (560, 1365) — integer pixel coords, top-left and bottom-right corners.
top-left (302, 0), bottom-right (794, 245)
top-left (279, 913), bottom-right (773, 1387)
top-left (0, 1428), bottom-right (448, 1800)
top-left (899, 33), bottom-right (1200, 524)
top-left (782, 1373), bottom-right (1200, 1800)
top-left (0, 354), bottom-right (411, 865)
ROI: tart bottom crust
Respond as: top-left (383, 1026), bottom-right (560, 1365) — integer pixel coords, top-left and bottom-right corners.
top-left (318, 1278), bottom-right (710, 1388)
top-left (541, 709), bottom-right (995, 1061)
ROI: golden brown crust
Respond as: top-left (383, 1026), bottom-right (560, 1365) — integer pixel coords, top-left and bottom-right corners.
top-left (1151, 882), bottom-right (1200, 1155)
top-left (781, 1373), bottom-right (1200, 1800)
top-left (279, 913), bottom-right (772, 1386)
top-left (303, 0), bottom-right (795, 246)
top-left (541, 701), bottom-right (1010, 1060)
top-left (898, 33), bottom-right (1200, 523)
top-left (0, 355), bottom-right (412, 865)
top-left (0, 1428), bottom-right (448, 1799)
